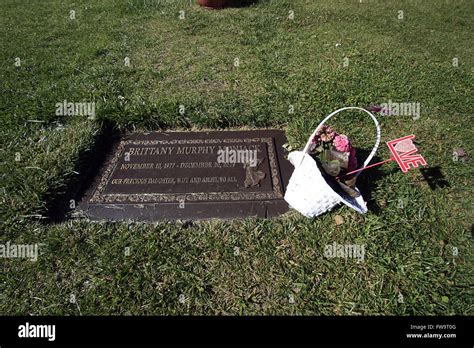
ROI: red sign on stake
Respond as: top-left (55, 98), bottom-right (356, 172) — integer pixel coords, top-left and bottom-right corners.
top-left (386, 135), bottom-right (427, 173)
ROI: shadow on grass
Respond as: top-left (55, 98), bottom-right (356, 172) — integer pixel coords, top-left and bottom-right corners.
top-left (419, 166), bottom-right (450, 190)
top-left (355, 154), bottom-right (450, 214)
top-left (334, 154), bottom-right (452, 218)
top-left (43, 121), bottom-right (121, 222)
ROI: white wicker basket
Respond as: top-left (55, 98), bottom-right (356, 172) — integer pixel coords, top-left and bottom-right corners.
top-left (284, 107), bottom-right (381, 218)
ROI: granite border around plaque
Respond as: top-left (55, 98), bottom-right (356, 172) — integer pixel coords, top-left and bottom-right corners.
top-left (76, 129), bottom-right (293, 220)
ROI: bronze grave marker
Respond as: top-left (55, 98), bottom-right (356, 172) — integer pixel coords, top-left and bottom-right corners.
top-left (77, 130), bottom-right (292, 220)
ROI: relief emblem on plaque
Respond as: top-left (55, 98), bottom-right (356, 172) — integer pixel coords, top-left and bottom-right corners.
top-left (244, 159), bottom-right (266, 188)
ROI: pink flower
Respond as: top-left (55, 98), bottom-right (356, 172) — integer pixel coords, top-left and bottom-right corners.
top-left (317, 125), bottom-right (336, 143)
top-left (333, 134), bottom-right (352, 152)
top-left (348, 148), bottom-right (358, 172)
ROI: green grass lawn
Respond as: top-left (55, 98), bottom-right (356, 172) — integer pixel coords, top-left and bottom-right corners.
top-left (1, 0), bottom-right (473, 315)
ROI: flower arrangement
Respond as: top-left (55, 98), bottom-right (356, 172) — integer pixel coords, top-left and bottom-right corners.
top-left (308, 125), bottom-right (360, 198)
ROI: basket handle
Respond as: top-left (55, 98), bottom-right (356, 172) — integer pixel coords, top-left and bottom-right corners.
top-left (301, 107), bottom-right (381, 176)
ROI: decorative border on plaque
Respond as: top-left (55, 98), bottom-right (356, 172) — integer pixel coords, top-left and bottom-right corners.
top-left (90, 137), bottom-right (283, 203)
